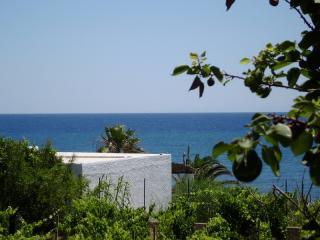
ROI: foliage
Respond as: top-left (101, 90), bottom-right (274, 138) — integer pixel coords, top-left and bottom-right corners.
top-left (156, 196), bottom-right (197, 240)
top-left (0, 137), bottom-right (84, 230)
top-left (59, 177), bottom-right (150, 240)
top-left (165, 180), bottom-right (290, 239)
top-left (97, 124), bottom-right (144, 153)
top-left (0, 207), bottom-right (51, 240)
top-left (173, 1), bottom-right (320, 187)
top-left (187, 154), bottom-right (233, 181)
top-left (273, 182), bottom-right (320, 239)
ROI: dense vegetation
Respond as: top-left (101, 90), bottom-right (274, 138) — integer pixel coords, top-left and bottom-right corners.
top-left (0, 136), bottom-right (319, 239)
top-left (164, 179), bottom-right (320, 239)
top-left (0, 138), bottom-right (150, 239)
top-left (0, 138), bottom-right (84, 234)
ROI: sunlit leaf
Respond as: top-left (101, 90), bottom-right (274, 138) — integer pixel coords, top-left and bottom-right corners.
top-left (190, 52), bottom-right (198, 60)
top-left (240, 58), bottom-right (250, 65)
top-left (272, 123), bottom-right (292, 139)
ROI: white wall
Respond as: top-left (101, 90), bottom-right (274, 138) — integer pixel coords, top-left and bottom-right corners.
top-left (57, 152), bottom-right (171, 210)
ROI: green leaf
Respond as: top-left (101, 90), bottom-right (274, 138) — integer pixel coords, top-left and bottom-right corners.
top-left (251, 114), bottom-right (271, 125)
top-left (272, 61), bottom-right (292, 71)
top-left (238, 138), bottom-right (254, 149)
top-left (202, 65), bottom-right (211, 76)
top-left (287, 68), bottom-right (300, 87)
top-left (310, 163), bottom-right (320, 186)
top-left (286, 50), bottom-right (300, 62)
top-left (212, 142), bottom-right (232, 159)
top-left (210, 66), bottom-right (223, 81)
top-left (264, 135), bottom-right (278, 146)
top-left (262, 146), bottom-right (281, 176)
top-left (303, 151), bottom-right (320, 186)
top-left (272, 123), bottom-right (292, 139)
top-left (290, 131), bottom-right (313, 156)
top-left (200, 51), bottom-right (206, 57)
top-left (299, 31), bottom-right (320, 50)
top-left (190, 52), bottom-right (198, 60)
top-left (240, 58), bottom-right (250, 64)
top-left (172, 65), bottom-right (190, 76)
top-left (279, 41), bottom-right (296, 51)
top-left (301, 69), bottom-right (310, 78)
top-left (266, 43), bottom-right (273, 49)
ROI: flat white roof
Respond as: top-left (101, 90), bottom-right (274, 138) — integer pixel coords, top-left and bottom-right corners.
top-left (57, 152), bottom-right (170, 164)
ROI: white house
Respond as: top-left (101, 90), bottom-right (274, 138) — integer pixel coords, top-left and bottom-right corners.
top-left (57, 152), bottom-right (171, 210)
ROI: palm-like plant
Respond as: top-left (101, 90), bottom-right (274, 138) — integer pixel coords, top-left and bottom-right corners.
top-left (98, 125), bottom-right (144, 153)
top-left (188, 155), bottom-right (232, 180)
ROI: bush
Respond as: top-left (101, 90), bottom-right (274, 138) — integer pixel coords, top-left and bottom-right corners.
top-left (0, 137), bottom-right (84, 230)
top-left (171, 179), bottom-right (288, 239)
top-left (0, 207), bottom-right (51, 239)
top-left (157, 197), bottom-right (197, 240)
top-left (60, 178), bottom-right (150, 240)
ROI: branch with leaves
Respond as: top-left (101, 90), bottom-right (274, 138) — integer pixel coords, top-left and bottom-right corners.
top-left (172, 0), bottom-right (320, 186)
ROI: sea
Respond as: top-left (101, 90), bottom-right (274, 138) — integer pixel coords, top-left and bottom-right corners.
top-left (0, 113), bottom-right (318, 198)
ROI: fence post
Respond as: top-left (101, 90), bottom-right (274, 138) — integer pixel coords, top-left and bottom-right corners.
top-left (149, 218), bottom-right (159, 240)
top-left (187, 178), bottom-right (190, 198)
top-left (143, 178), bottom-right (146, 210)
top-left (287, 227), bottom-right (301, 240)
top-left (194, 223), bottom-right (207, 231)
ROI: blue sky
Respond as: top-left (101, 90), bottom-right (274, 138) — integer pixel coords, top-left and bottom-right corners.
top-left (0, 0), bottom-right (306, 113)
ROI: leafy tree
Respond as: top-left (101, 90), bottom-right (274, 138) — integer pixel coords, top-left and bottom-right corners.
top-left (97, 124), bottom-right (144, 153)
top-left (0, 137), bottom-right (84, 232)
top-left (173, 0), bottom-right (320, 186)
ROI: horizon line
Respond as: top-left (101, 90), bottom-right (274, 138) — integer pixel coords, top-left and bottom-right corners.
top-left (0, 111), bottom-right (288, 115)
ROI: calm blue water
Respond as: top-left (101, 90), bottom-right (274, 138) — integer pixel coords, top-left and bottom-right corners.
top-left (0, 113), bottom-right (318, 197)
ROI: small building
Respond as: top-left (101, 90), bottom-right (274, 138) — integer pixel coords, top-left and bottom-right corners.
top-left (57, 152), bottom-right (171, 210)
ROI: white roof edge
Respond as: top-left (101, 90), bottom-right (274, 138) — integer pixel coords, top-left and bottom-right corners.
top-left (56, 152), bottom-right (170, 158)
top-left (57, 152), bottom-right (171, 164)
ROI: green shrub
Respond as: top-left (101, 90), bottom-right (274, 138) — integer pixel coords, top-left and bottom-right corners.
top-left (172, 179), bottom-right (289, 239)
top-left (0, 207), bottom-right (51, 239)
top-left (157, 196), bottom-right (197, 240)
top-left (60, 178), bottom-right (150, 240)
top-left (205, 214), bottom-right (238, 239)
top-left (187, 231), bottom-right (219, 240)
top-left (0, 137), bottom-right (84, 230)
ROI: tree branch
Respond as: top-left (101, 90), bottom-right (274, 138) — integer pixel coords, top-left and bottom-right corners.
top-left (285, 0), bottom-right (315, 31)
top-left (223, 73), bottom-right (310, 92)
